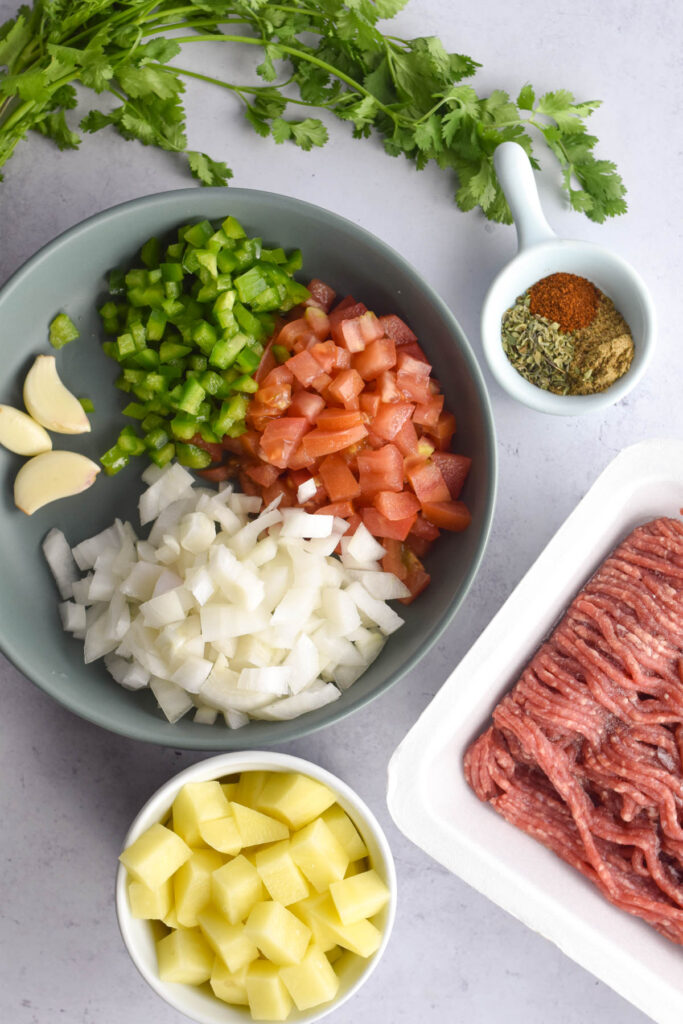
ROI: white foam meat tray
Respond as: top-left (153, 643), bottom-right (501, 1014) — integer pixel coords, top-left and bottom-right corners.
top-left (387, 439), bottom-right (683, 1024)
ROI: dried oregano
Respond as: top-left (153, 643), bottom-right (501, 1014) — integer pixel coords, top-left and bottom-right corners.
top-left (501, 293), bottom-right (574, 394)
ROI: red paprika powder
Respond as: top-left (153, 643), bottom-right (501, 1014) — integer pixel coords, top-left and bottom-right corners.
top-left (529, 272), bottom-right (599, 332)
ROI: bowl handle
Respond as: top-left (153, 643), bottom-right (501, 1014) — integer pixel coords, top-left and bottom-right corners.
top-left (494, 142), bottom-right (556, 251)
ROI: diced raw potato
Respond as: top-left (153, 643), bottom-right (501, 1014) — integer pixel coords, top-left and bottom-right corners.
top-left (299, 892), bottom-right (381, 957)
top-left (199, 815), bottom-right (242, 856)
top-left (320, 804), bottom-right (368, 861)
top-left (280, 944), bottom-right (340, 1011)
top-left (245, 960), bottom-right (293, 1022)
top-left (172, 781), bottom-right (232, 846)
top-left (210, 959), bottom-right (249, 1006)
top-left (289, 818), bottom-right (349, 892)
top-left (254, 840), bottom-right (309, 906)
top-left (127, 878), bottom-right (172, 920)
top-left (258, 772), bottom-right (336, 830)
top-left (220, 781), bottom-right (240, 801)
top-left (234, 771), bottom-right (269, 808)
top-left (197, 906), bottom-right (260, 973)
top-left (174, 849), bottom-right (224, 927)
top-left (211, 854), bottom-right (264, 924)
top-left (244, 901), bottom-right (311, 965)
top-left (329, 869), bottom-right (390, 925)
top-left (326, 944), bottom-right (343, 965)
top-left (163, 904), bottom-right (179, 930)
top-left (119, 822), bottom-right (192, 889)
top-left (288, 894), bottom-right (336, 952)
top-left (344, 858), bottom-right (369, 877)
top-left (156, 927), bottom-right (213, 985)
top-left (230, 802), bottom-right (289, 847)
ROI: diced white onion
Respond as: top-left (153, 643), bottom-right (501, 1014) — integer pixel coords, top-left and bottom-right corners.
top-left (280, 509), bottom-right (334, 539)
top-left (296, 478), bottom-right (318, 503)
top-left (43, 528), bottom-right (80, 599)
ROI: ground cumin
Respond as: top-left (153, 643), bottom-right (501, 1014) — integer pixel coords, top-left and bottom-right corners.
top-left (569, 295), bottom-right (634, 394)
top-left (529, 272), bottom-right (599, 332)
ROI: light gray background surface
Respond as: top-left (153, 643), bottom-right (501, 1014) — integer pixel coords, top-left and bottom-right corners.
top-left (1, 1), bottom-right (681, 1022)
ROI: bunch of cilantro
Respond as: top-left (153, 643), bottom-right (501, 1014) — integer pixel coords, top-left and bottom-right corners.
top-left (0, 0), bottom-right (626, 222)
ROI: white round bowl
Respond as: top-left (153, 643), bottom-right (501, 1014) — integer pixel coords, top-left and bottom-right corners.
top-left (481, 143), bottom-right (656, 416)
top-left (115, 752), bottom-right (397, 1024)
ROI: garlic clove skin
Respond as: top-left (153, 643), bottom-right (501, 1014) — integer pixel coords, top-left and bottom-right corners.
top-left (23, 354), bottom-right (91, 434)
top-left (14, 451), bottom-right (100, 515)
top-left (0, 404), bottom-right (52, 455)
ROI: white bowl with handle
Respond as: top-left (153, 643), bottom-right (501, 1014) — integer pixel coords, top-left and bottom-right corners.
top-left (480, 142), bottom-right (656, 415)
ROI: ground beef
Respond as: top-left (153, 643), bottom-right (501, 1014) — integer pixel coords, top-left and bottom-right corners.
top-left (464, 517), bottom-right (683, 944)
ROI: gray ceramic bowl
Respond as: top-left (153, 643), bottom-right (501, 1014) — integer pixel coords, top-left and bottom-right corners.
top-left (0, 189), bottom-right (496, 748)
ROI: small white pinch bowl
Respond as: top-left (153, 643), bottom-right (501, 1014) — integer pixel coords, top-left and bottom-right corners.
top-left (481, 141), bottom-right (656, 415)
top-left (115, 751), bottom-right (397, 1024)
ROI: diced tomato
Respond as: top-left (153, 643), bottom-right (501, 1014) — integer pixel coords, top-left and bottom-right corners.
top-left (237, 470), bottom-right (260, 496)
top-left (259, 417), bottom-right (310, 469)
top-left (357, 443), bottom-right (403, 496)
top-left (314, 500), bottom-right (355, 518)
top-left (400, 548), bottom-right (431, 604)
top-left (381, 538), bottom-right (408, 581)
top-left (315, 408), bottom-right (363, 432)
top-left (372, 401), bottom-right (414, 441)
top-left (397, 369), bottom-right (432, 404)
top-left (197, 464), bottom-right (234, 482)
top-left (404, 533), bottom-right (433, 558)
top-left (189, 433), bottom-right (223, 463)
top-left (288, 390), bottom-right (325, 423)
top-left (254, 381), bottom-right (292, 414)
top-left (319, 453), bottom-right (361, 502)
top-left (288, 442), bottom-right (317, 470)
top-left (373, 490), bottom-right (421, 521)
top-left (410, 512), bottom-right (440, 542)
top-left (359, 392), bottom-right (381, 418)
top-left (310, 372), bottom-right (332, 395)
top-left (361, 507), bottom-right (416, 541)
top-left (421, 500), bottom-right (472, 532)
top-left (261, 365), bottom-right (294, 389)
top-left (262, 479), bottom-right (295, 508)
top-left (352, 337), bottom-right (396, 381)
top-left (236, 429), bottom-right (261, 459)
top-left (328, 300), bottom-right (368, 327)
top-left (412, 394), bottom-right (444, 429)
top-left (397, 351), bottom-right (431, 376)
top-left (332, 316), bottom-right (366, 352)
top-left (393, 417), bottom-right (420, 457)
top-left (398, 341), bottom-right (430, 364)
top-left (286, 349), bottom-right (330, 388)
top-left (377, 370), bottom-right (400, 403)
top-left (301, 423), bottom-right (369, 458)
top-left (406, 460), bottom-right (451, 503)
top-left (288, 468), bottom-right (311, 489)
top-left (304, 306), bottom-right (330, 339)
top-left (358, 312), bottom-right (385, 343)
top-left (254, 338), bottom-right (277, 383)
top-left (431, 452), bottom-right (471, 499)
top-left (427, 411), bottom-right (457, 450)
top-left (244, 461), bottom-right (281, 488)
top-left (308, 340), bottom-right (338, 373)
top-left (377, 314), bottom-right (418, 346)
top-left (276, 317), bottom-right (309, 349)
top-left (327, 369), bottom-right (364, 407)
top-left (305, 279), bottom-right (336, 312)
top-left (331, 345), bottom-right (351, 370)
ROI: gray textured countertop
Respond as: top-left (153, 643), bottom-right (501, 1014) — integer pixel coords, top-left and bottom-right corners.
top-left (1, 1), bottom-right (681, 1022)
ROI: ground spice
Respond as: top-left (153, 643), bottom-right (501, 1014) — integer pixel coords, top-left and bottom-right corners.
top-left (501, 278), bottom-right (635, 397)
top-left (529, 272), bottom-right (599, 331)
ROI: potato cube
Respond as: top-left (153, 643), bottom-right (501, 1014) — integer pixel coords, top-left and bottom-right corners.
top-left (199, 815), bottom-right (242, 856)
top-left (230, 802), bottom-right (289, 847)
top-left (156, 928), bottom-right (213, 985)
top-left (280, 945), bottom-right (340, 1011)
top-left (163, 904), bottom-right (179, 930)
top-left (344, 858), bottom-right (369, 877)
top-left (128, 877), bottom-right (172, 920)
top-left (197, 906), bottom-right (259, 972)
top-left (172, 781), bottom-right (231, 846)
top-left (326, 945), bottom-right (342, 965)
top-left (289, 818), bottom-right (349, 892)
top-left (234, 770), bottom-right (269, 809)
top-left (211, 854), bottom-right (264, 924)
top-left (295, 892), bottom-right (381, 957)
top-left (258, 772), bottom-right (336, 830)
top-left (220, 781), bottom-right (240, 802)
top-left (174, 849), bottom-right (224, 927)
top-left (254, 840), bottom-right (309, 906)
top-left (246, 961), bottom-right (292, 1022)
top-left (210, 959), bottom-right (249, 1006)
top-left (244, 900), bottom-right (311, 965)
top-left (289, 894), bottom-right (336, 952)
top-left (321, 804), bottom-right (368, 861)
top-left (329, 869), bottom-right (390, 925)
top-left (119, 823), bottom-right (192, 889)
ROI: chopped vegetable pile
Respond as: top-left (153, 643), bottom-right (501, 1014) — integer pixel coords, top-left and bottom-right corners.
top-left (44, 462), bottom-right (411, 727)
top-left (0, 1), bottom-right (625, 223)
top-left (99, 216), bottom-right (308, 474)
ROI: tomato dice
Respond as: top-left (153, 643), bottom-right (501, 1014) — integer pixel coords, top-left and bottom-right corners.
top-left (377, 314), bottom-right (418, 345)
top-left (361, 507), bottom-right (416, 541)
top-left (421, 500), bottom-right (472, 532)
top-left (357, 443), bottom-right (403, 496)
top-left (352, 337), bottom-right (396, 380)
top-left (319, 453), bottom-right (361, 502)
top-left (259, 417), bottom-right (311, 469)
top-left (327, 368), bottom-right (364, 407)
top-left (287, 349), bottom-right (329, 388)
top-left (305, 279), bottom-right (336, 312)
top-left (333, 316), bottom-right (366, 352)
top-left (427, 411), bottom-right (457, 450)
top-left (314, 500), bottom-right (355, 518)
top-left (301, 423), bottom-right (368, 458)
top-left (288, 390), bottom-right (325, 423)
top-left (304, 306), bottom-right (330, 339)
top-left (372, 401), bottom-right (414, 441)
top-left (431, 452), bottom-right (471, 499)
top-left (245, 461), bottom-right (281, 488)
top-left (373, 490), bottom-right (421, 521)
top-left (309, 340), bottom-right (338, 372)
top-left (412, 394), bottom-right (444, 429)
top-left (406, 460), bottom-right (451, 503)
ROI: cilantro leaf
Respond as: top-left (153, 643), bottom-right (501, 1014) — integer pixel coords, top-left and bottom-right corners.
top-left (187, 149), bottom-right (233, 186)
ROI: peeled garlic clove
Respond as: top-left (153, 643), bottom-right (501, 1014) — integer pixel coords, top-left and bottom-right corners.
top-left (14, 451), bottom-right (100, 515)
top-left (0, 404), bottom-right (52, 455)
top-left (23, 354), bottom-right (91, 434)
